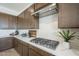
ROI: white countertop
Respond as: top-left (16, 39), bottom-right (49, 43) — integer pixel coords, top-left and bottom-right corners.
top-left (13, 35), bottom-right (79, 56)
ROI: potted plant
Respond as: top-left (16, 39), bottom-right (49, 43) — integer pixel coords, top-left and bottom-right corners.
top-left (58, 30), bottom-right (76, 49)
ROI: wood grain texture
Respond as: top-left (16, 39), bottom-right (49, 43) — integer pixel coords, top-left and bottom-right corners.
top-left (17, 12), bottom-right (24, 29)
top-left (0, 13), bottom-right (8, 29)
top-left (0, 13), bottom-right (17, 29)
top-left (17, 4), bottom-right (39, 29)
top-left (58, 3), bottom-right (79, 28)
top-left (8, 15), bottom-right (17, 29)
top-left (14, 38), bottom-right (29, 56)
top-left (0, 37), bottom-right (14, 51)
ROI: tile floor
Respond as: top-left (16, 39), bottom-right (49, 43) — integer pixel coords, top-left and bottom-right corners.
top-left (0, 48), bottom-right (19, 56)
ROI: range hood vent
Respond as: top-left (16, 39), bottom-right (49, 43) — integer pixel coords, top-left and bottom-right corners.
top-left (31, 3), bottom-right (58, 18)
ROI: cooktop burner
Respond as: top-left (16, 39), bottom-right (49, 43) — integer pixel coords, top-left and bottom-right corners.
top-left (30, 38), bottom-right (59, 50)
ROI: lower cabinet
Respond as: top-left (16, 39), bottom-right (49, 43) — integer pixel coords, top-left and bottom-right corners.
top-left (14, 38), bottom-right (54, 56)
top-left (0, 37), bottom-right (54, 56)
top-left (22, 45), bottom-right (29, 56)
top-left (0, 37), bottom-right (14, 51)
top-left (17, 42), bottom-right (23, 56)
top-left (14, 38), bottom-right (29, 56)
top-left (14, 38), bottom-right (19, 53)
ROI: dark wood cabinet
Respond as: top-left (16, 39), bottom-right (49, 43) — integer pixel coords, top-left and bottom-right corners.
top-left (0, 4), bottom-right (52, 29)
top-left (58, 3), bottom-right (79, 28)
top-left (14, 38), bottom-right (18, 51)
top-left (0, 37), bottom-right (14, 51)
top-left (14, 38), bottom-right (29, 56)
top-left (0, 13), bottom-right (17, 29)
top-left (14, 39), bottom-right (22, 55)
top-left (22, 45), bottom-right (29, 56)
top-left (17, 4), bottom-right (39, 29)
top-left (0, 13), bottom-right (8, 29)
top-left (24, 5), bottom-right (39, 29)
top-left (16, 42), bottom-right (22, 56)
top-left (17, 12), bottom-right (24, 29)
top-left (14, 38), bottom-right (53, 56)
top-left (8, 15), bottom-right (17, 29)
top-left (21, 40), bottom-right (29, 56)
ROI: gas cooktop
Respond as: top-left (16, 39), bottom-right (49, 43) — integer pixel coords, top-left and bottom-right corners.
top-left (30, 38), bottom-right (59, 50)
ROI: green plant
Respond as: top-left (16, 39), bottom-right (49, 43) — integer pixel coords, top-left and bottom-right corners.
top-left (58, 30), bottom-right (76, 42)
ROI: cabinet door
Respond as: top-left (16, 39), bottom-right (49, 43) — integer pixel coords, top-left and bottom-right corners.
top-left (0, 37), bottom-right (14, 51)
top-left (0, 13), bottom-right (8, 29)
top-left (17, 4), bottom-right (39, 29)
top-left (22, 45), bottom-right (29, 56)
top-left (8, 15), bottom-right (17, 29)
top-left (17, 12), bottom-right (24, 29)
top-left (14, 39), bottom-right (29, 56)
top-left (14, 39), bottom-right (22, 55)
top-left (17, 43), bottom-right (23, 56)
top-left (24, 5), bottom-right (39, 29)
top-left (0, 13), bottom-right (17, 29)
top-left (58, 3), bottom-right (79, 28)
top-left (14, 39), bottom-right (18, 51)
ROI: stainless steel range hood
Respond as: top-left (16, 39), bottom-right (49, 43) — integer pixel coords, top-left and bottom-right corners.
top-left (31, 3), bottom-right (58, 17)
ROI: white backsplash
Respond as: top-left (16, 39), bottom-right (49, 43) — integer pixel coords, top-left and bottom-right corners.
top-left (0, 30), bottom-right (15, 36)
top-left (37, 14), bottom-right (62, 42)
top-left (0, 30), bottom-right (29, 36)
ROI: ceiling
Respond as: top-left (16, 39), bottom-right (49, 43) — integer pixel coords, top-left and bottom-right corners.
top-left (0, 3), bottom-right (33, 16)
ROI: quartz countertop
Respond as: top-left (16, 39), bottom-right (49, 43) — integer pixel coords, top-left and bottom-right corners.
top-left (14, 35), bottom-right (79, 56)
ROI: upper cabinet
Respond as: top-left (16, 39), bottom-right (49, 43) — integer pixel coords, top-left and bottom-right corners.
top-left (24, 4), bottom-right (39, 29)
top-left (0, 3), bottom-right (52, 29)
top-left (58, 3), bottom-right (79, 28)
top-left (17, 4), bottom-right (39, 29)
top-left (0, 13), bottom-right (8, 29)
top-left (8, 15), bottom-right (17, 29)
top-left (0, 13), bottom-right (17, 29)
top-left (17, 12), bottom-right (24, 29)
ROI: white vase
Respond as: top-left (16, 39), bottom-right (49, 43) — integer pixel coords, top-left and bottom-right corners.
top-left (63, 42), bottom-right (70, 49)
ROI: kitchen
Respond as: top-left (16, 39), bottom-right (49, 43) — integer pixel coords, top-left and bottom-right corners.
top-left (0, 3), bottom-right (79, 56)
